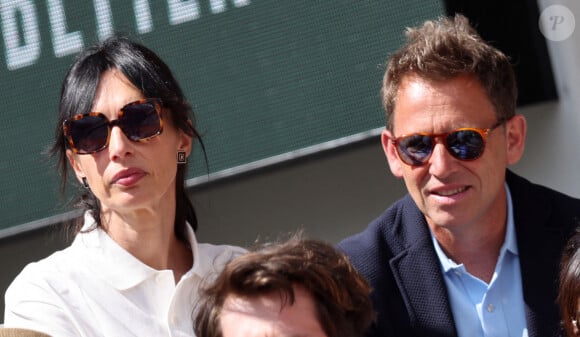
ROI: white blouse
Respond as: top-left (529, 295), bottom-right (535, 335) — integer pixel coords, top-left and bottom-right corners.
top-left (4, 213), bottom-right (245, 337)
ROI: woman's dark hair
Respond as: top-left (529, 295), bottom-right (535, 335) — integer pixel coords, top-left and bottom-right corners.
top-left (559, 229), bottom-right (580, 337)
top-left (50, 35), bottom-right (203, 243)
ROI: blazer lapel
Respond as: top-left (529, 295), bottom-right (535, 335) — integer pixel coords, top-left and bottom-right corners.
top-left (389, 199), bottom-right (458, 337)
top-left (385, 172), bottom-right (571, 337)
top-left (509, 172), bottom-right (569, 337)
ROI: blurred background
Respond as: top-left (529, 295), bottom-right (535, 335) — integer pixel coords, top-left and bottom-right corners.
top-left (1, 0), bottom-right (579, 321)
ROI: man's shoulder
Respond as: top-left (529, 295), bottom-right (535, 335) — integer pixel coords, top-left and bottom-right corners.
top-left (507, 170), bottom-right (580, 207)
top-left (337, 195), bottom-right (418, 260)
top-left (507, 171), bottom-right (580, 238)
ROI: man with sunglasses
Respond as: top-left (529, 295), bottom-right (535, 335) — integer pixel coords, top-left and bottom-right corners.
top-left (338, 14), bottom-right (580, 337)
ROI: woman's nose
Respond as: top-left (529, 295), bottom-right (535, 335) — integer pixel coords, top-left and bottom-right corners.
top-left (107, 126), bottom-right (133, 160)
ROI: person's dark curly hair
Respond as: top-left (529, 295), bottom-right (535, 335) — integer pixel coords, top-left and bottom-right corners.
top-left (195, 234), bottom-right (375, 337)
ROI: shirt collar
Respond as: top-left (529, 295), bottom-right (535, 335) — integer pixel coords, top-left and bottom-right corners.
top-left (73, 211), bottom-right (199, 290)
top-left (503, 183), bottom-right (518, 255)
top-left (432, 183), bottom-right (518, 273)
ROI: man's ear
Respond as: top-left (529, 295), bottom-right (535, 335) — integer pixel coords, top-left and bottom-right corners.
top-left (382, 129), bottom-right (404, 178)
top-left (505, 114), bottom-right (526, 165)
top-left (66, 149), bottom-right (86, 185)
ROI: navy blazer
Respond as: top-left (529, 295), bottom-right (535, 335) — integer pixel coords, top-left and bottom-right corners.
top-left (338, 171), bottom-right (580, 337)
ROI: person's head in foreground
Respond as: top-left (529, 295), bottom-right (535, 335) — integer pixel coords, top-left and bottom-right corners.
top-left (559, 229), bottom-right (580, 337)
top-left (195, 235), bottom-right (374, 337)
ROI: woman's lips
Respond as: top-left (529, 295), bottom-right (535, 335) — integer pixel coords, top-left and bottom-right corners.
top-left (111, 168), bottom-right (146, 186)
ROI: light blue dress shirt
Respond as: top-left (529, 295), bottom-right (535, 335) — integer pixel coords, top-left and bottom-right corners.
top-left (431, 184), bottom-right (528, 337)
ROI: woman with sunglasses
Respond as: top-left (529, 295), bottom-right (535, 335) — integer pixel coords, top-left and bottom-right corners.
top-left (559, 230), bottom-right (580, 337)
top-left (4, 36), bottom-right (245, 336)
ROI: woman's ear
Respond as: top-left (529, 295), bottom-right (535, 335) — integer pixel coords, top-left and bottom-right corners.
top-left (66, 149), bottom-right (86, 185)
top-left (178, 125), bottom-right (194, 158)
top-left (382, 129), bottom-right (404, 178)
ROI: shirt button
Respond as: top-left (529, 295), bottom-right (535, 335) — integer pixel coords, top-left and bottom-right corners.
top-left (487, 303), bottom-right (495, 313)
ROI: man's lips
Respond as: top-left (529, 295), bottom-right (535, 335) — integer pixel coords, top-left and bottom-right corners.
top-left (429, 186), bottom-right (469, 197)
top-left (431, 186), bottom-right (467, 197)
top-left (111, 168), bottom-right (147, 186)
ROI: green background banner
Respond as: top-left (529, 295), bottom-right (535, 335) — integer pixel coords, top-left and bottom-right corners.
top-left (0, 0), bottom-right (444, 231)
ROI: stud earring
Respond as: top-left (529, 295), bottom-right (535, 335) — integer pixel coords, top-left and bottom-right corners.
top-left (82, 177), bottom-right (90, 189)
top-left (177, 150), bottom-right (187, 164)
